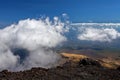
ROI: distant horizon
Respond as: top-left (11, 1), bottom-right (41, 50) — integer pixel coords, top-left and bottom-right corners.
top-left (2, 19), bottom-right (120, 28)
top-left (1, 0), bottom-right (120, 27)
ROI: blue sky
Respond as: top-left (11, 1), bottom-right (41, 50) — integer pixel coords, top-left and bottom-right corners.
top-left (0, 0), bottom-right (120, 27)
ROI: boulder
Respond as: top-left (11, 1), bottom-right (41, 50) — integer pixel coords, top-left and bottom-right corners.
top-left (79, 58), bottom-right (101, 67)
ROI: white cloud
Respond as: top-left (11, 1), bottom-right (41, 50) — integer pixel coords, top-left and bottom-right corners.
top-left (0, 17), bottom-right (67, 71)
top-left (0, 42), bottom-right (19, 70)
top-left (78, 28), bottom-right (120, 42)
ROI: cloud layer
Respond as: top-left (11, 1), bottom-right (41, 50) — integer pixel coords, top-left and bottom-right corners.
top-left (78, 27), bottom-right (120, 42)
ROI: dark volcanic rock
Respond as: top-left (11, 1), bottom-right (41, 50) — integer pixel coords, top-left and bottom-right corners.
top-left (79, 58), bottom-right (101, 67)
top-left (0, 58), bottom-right (120, 80)
top-left (117, 66), bottom-right (120, 71)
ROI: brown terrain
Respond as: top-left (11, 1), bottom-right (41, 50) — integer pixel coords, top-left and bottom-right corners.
top-left (0, 53), bottom-right (120, 80)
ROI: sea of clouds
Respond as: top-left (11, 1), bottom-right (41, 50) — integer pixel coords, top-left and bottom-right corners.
top-left (72, 23), bottom-right (120, 42)
top-left (0, 16), bottom-right (120, 71)
top-left (78, 27), bottom-right (120, 42)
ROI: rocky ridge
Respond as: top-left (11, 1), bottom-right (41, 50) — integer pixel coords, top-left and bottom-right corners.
top-left (0, 53), bottom-right (120, 80)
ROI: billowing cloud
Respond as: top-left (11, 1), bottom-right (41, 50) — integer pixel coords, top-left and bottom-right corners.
top-left (0, 42), bottom-right (19, 70)
top-left (0, 17), bottom-right (67, 71)
top-left (78, 28), bottom-right (120, 42)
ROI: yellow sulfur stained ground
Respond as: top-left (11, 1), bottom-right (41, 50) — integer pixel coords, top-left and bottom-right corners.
top-left (60, 53), bottom-right (120, 69)
top-left (99, 58), bottom-right (120, 69)
top-left (61, 53), bottom-right (87, 62)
